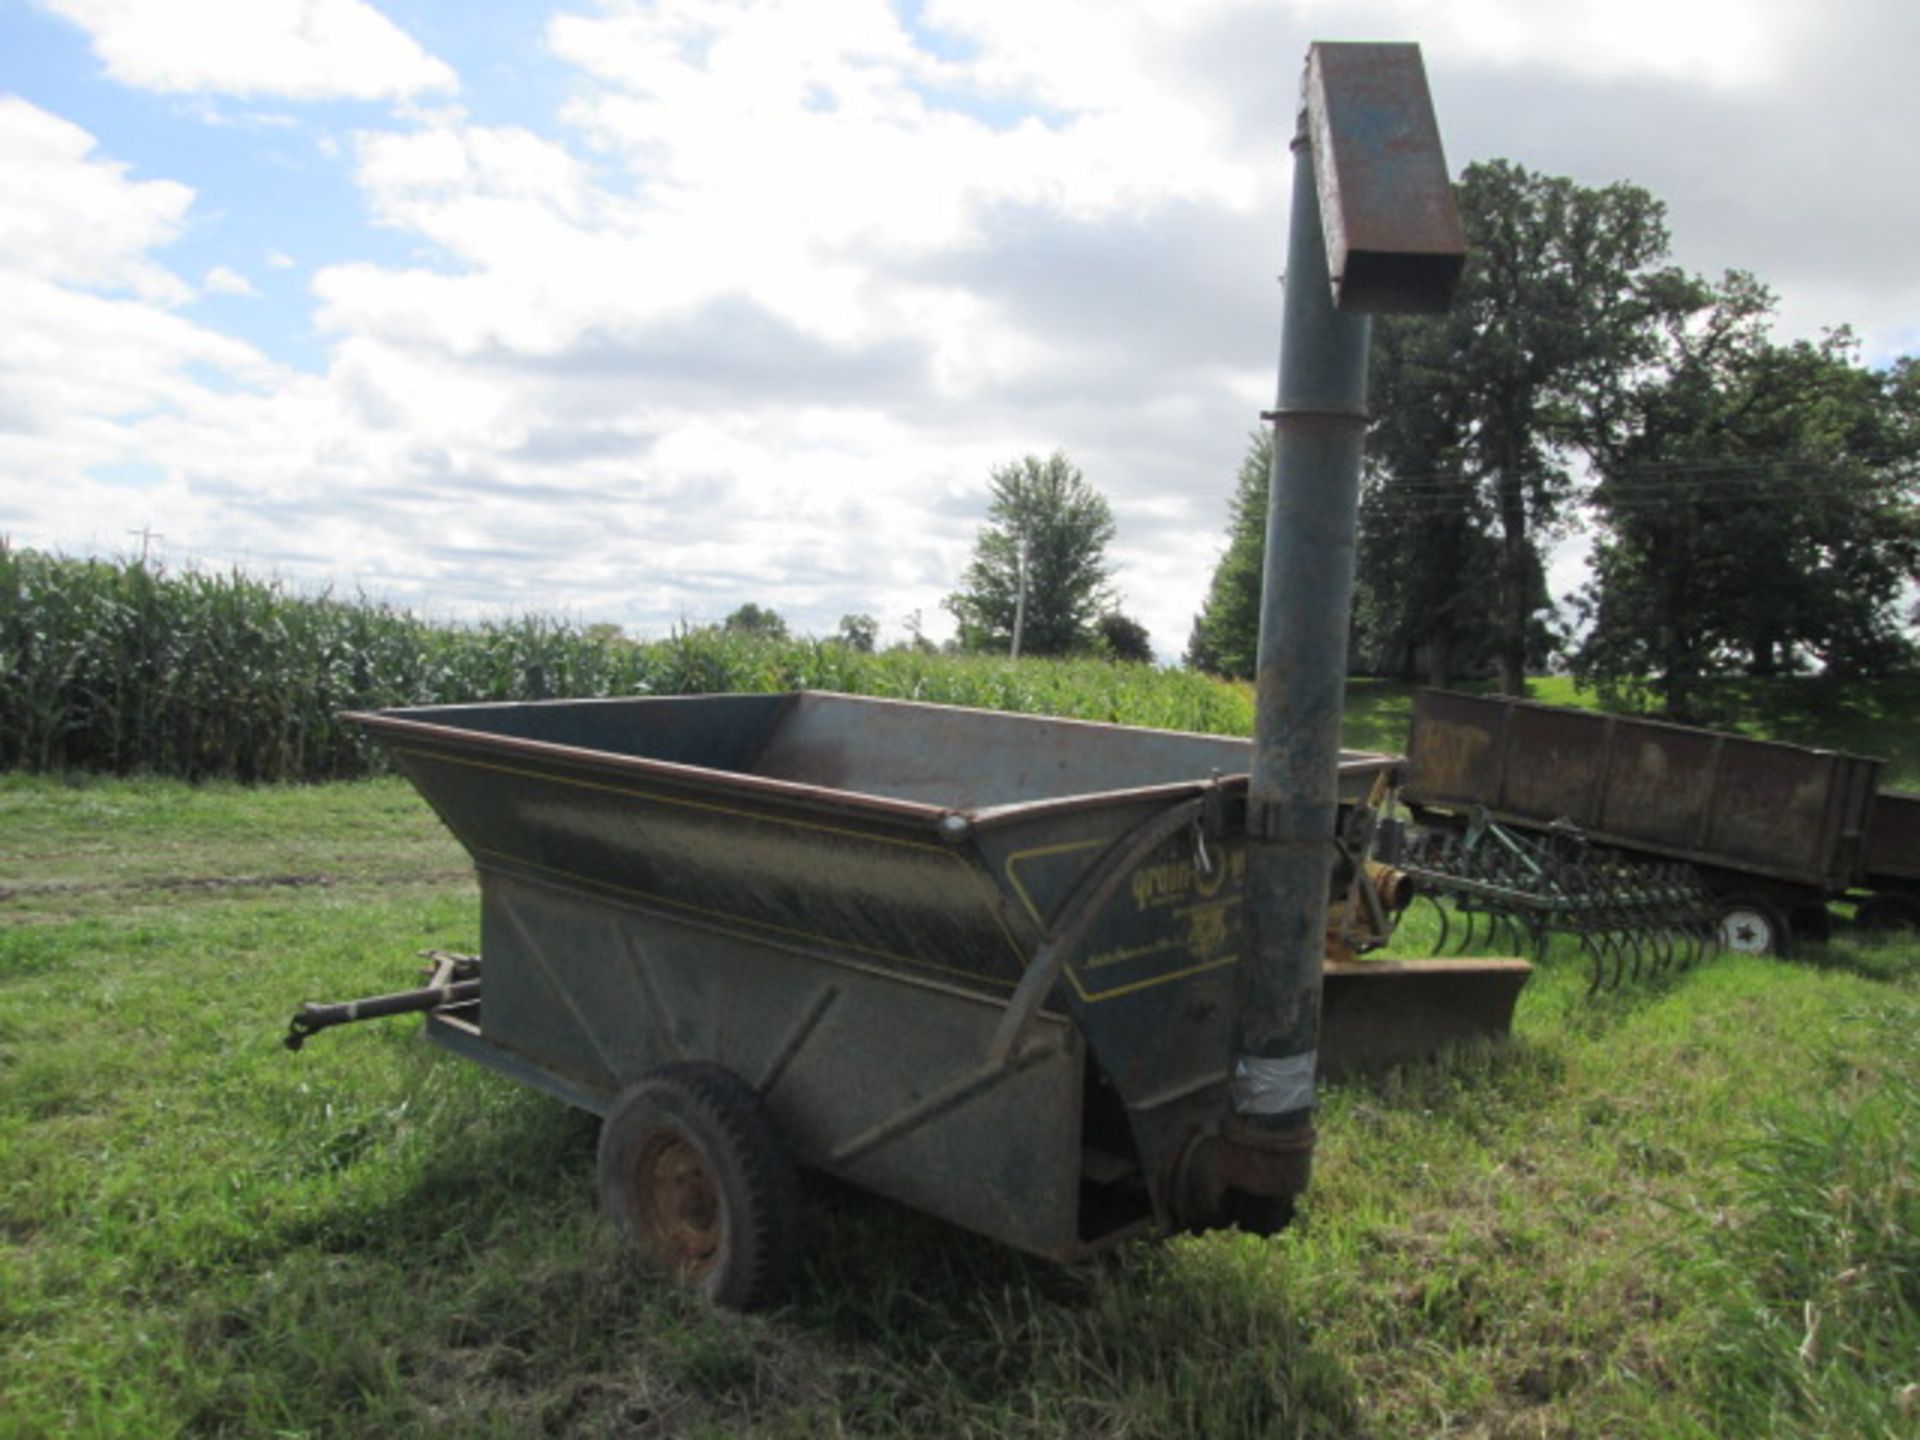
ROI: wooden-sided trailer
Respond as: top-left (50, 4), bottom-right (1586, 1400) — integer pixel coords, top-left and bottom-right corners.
top-left (1403, 689), bottom-right (1915, 954)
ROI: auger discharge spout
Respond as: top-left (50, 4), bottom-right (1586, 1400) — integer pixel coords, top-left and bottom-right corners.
top-left (1229, 42), bottom-right (1466, 1208)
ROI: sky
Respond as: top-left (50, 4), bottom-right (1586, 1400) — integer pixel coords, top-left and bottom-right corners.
top-left (2, 0), bottom-right (1916, 658)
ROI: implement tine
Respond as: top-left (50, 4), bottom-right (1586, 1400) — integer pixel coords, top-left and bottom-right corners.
top-left (1395, 813), bottom-right (1718, 997)
top-left (1497, 910), bottom-right (1522, 955)
top-left (1528, 914), bottom-right (1550, 963)
top-left (1599, 931), bottom-right (1627, 993)
top-left (1581, 935), bottom-right (1606, 996)
top-left (1627, 927), bottom-right (1650, 983)
top-left (1648, 923), bottom-right (1673, 977)
top-left (1456, 906), bottom-right (1481, 956)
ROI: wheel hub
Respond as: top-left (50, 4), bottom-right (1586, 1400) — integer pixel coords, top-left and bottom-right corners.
top-left (635, 1131), bottom-right (722, 1276)
top-left (1719, 908), bottom-right (1773, 954)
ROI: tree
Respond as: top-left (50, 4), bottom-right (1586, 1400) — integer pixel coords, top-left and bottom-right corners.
top-left (835, 613), bottom-right (878, 652)
top-left (1185, 431), bottom-right (1270, 678)
top-left (1574, 283), bottom-right (1920, 715)
top-left (1361, 160), bottom-right (1687, 693)
top-left (1352, 318), bottom-right (1511, 685)
top-left (890, 609), bottom-right (940, 655)
top-left (722, 603), bottom-right (788, 639)
top-left (946, 453), bottom-right (1116, 656)
top-left (1097, 611), bottom-right (1154, 664)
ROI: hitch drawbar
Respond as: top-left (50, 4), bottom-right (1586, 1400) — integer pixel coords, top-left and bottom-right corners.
top-left (284, 951), bottom-right (479, 1050)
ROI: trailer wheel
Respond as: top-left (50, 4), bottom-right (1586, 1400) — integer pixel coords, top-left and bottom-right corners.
top-left (1716, 896), bottom-right (1789, 956)
top-left (598, 1063), bottom-right (800, 1312)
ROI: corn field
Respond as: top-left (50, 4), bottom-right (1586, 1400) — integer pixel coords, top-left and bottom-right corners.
top-left (0, 543), bottom-right (1252, 782)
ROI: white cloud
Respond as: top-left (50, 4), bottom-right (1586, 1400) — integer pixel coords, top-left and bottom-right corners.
top-left (249, 0), bottom-right (1287, 644)
top-left (5, 1), bottom-right (1917, 660)
top-left (203, 264), bottom-right (258, 297)
top-left (0, 97), bottom-right (194, 304)
top-left (0, 102), bottom-right (287, 536)
top-left (266, 250), bottom-right (297, 269)
top-left (36, 0), bottom-right (458, 102)
top-left (0, 267), bottom-right (290, 504)
top-left (1279, 0), bottom-right (1796, 89)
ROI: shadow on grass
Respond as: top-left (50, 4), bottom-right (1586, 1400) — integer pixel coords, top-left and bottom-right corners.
top-left (278, 1082), bottom-right (601, 1260)
top-left (789, 1173), bottom-right (1371, 1438)
top-left (243, 1069), bottom-right (1370, 1437)
top-left (1781, 927), bottom-right (1920, 986)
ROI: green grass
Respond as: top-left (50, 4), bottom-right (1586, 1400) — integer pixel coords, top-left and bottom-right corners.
top-left (3, 777), bottom-right (1916, 1437)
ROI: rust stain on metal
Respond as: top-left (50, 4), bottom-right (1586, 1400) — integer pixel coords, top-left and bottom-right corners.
top-left (1304, 42), bottom-right (1466, 313)
top-left (1405, 690), bottom-right (1884, 892)
top-left (1320, 958), bottom-right (1531, 1075)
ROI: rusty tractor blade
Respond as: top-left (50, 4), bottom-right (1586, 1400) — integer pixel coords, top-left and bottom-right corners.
top-left (1320, 957), bottom-right (1533, 1076)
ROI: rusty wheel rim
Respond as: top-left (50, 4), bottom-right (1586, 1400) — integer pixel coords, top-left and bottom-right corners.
top-left (633, 1130), bottom-right (723, 1277)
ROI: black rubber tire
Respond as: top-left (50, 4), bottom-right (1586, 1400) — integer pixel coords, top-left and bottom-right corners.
top-left (1857, 893), bottom-right (1920, 934)
top-left (1716, 895), bottom-right (1791, 957)
top-left (597, 1062), bottom-right (801, 1312)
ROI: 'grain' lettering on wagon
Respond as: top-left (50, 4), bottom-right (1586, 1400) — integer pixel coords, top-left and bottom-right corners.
top-left (1130, 849), bottom-right (1244, 910)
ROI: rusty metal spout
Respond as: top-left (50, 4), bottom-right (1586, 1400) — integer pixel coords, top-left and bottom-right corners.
top-left (1174, 1120), bottom-right (1316, 1234)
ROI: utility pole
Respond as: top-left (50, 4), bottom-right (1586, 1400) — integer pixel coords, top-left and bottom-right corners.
top-left (1009, 534), bottom-right (1029, 660)
top-left (128, 525), bottom-right (163, 564)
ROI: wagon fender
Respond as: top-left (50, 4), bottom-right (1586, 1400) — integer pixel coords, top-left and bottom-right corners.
top-left (986, 793), bottom-right (1213, 1066)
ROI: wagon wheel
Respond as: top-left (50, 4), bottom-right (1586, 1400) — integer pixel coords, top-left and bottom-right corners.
top-left (598, 1062), bottom-right (801, 1312)
top-left (1715, 896), bottom-right (1790, 957)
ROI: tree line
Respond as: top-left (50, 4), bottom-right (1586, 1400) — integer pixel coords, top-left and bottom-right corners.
top-left (1188, 158), bottom-right (1919, 718)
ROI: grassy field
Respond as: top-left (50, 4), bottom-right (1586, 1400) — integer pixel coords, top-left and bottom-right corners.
top-left (2, 769), bottom-right (1915, 1438)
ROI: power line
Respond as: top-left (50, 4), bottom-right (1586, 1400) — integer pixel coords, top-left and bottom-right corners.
top-left (1353, 463), bottom-right (1917, 498)
top-left (1356, 495), bottom-right (1917, 522)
